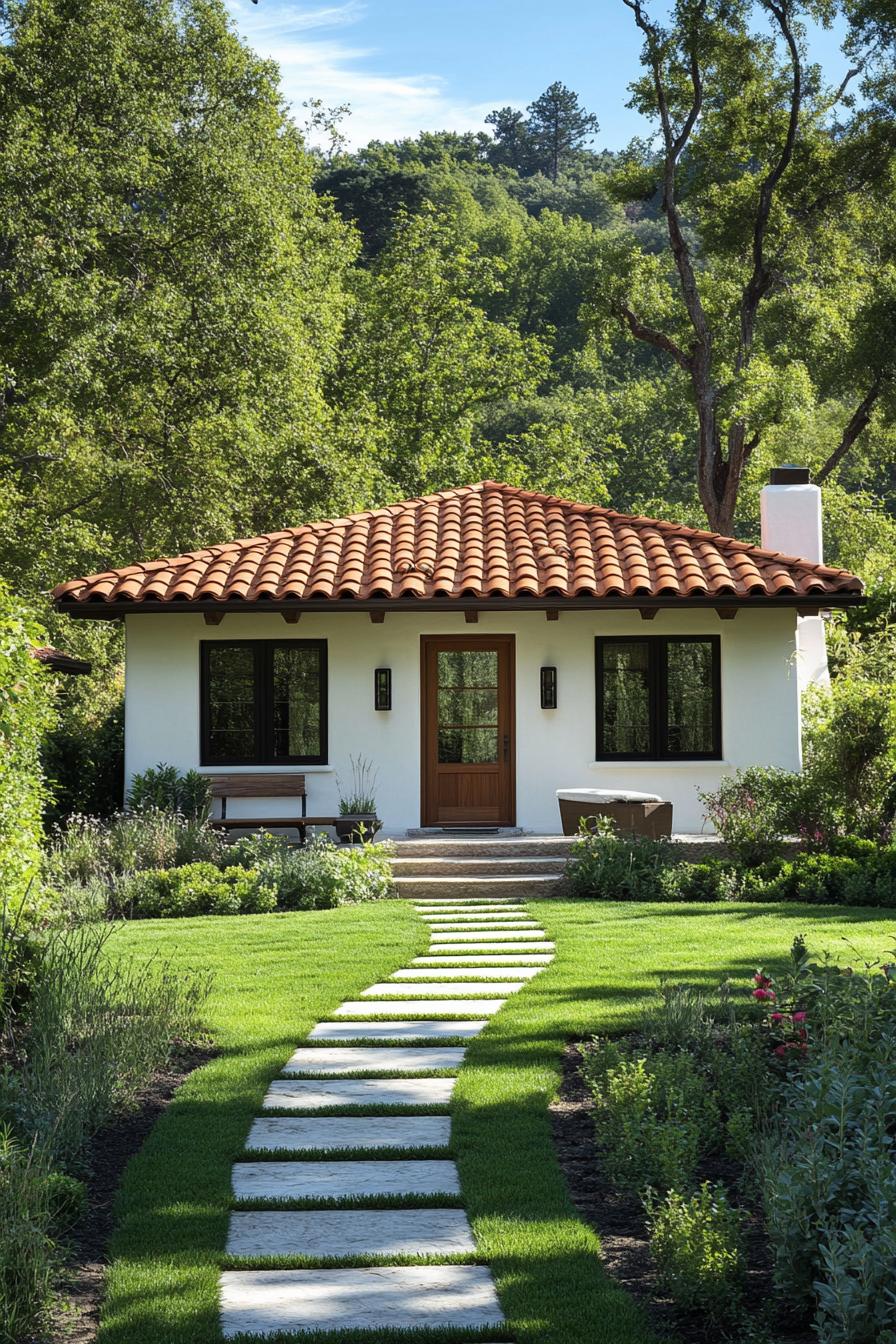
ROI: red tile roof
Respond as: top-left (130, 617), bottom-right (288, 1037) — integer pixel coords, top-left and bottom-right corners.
top-left (52, 481), bottom-right (863, 610)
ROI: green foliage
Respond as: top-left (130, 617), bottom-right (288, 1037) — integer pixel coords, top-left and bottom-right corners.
top-left (45, 810), bottom-right (226, 887)
top-left (645, 1183), bottom-right (744, 1324)
top-left (227, 832), bottom-right (394, 910)
top-left (0, 1127), bottom-right (57, 1344)
top-left (3, 922), bottom-right (210, 1170)
top-left (699, 767), bottom-right (794, 866)
top-left (565, 817), bottom-right (675, 900)
top-left (0, 582), bottom-right (56, 918)
top-left (127, 765), bottom-right (212, 822)
top-left (41, 650), bottom-right (124, 823)
top-left (581, 1041), bottom-right (720, 1192)
top-left (113, 863), bottom-right (273, 919)
top-left (0, 0), bottom-right (357, 599)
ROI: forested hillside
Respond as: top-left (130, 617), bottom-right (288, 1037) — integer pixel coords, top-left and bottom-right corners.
top-left (1, 0), bottom-right (894, 809)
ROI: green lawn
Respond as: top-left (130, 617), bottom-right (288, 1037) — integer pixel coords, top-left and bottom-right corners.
top-left (97, 898), bottom-right (895, 1344)
top-left (98, 902), bottom-right (425, 1344)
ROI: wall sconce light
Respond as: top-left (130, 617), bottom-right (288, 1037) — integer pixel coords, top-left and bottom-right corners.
top-left (540, 666), bottom-right (557, 709)
top-left (374, 667), bottom-right (392, 711)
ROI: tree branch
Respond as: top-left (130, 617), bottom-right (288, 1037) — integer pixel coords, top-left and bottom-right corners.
top-left (736, 0), bottom-right (802, 370)
top-left (618, 305), bottom-right (692, 370)
top-left (816, 376), bottom-right (885, 484)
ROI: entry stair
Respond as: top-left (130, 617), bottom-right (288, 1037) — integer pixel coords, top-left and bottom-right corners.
top-left (389, 835), bottom-right (574, 900)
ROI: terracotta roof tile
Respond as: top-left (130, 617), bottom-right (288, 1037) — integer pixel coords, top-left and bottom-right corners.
top-left (52, 481), bottom-right (863, 610)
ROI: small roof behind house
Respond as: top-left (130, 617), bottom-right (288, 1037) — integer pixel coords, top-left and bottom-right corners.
top-left (52, 480), bottom-right (863, 615)
top-left (31, 645), bottom-right (93, 674)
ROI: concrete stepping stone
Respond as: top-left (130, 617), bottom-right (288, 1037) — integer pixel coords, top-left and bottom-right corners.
top-left (362, 981), bottom-right (526, 996)
top-left (263, 1077), bottom-right (456, 1109)
top-left (393, 966), bottom-right (540, 980)
top-left (245, 1115), bottom-right (451, 1152)
top-left (428, 941), bottom-right (554, 953)
top-left (413, 953), bottom-right (552, 965)
top-left (232, 1158), bottom-right (461, 1201)
top-left (334, 999), bottom-right (506, 1017)
top-left (309, 1020), bottom-right (486, 1040)
top-left (421, 915), bottom-right (536, 923)
top-left (425, 923), bottom-right (542, 932)
top-left (430, 929), bottom-right (547, 941)
top-left (226, 1208), bottom-right (476, 1258)
top-left (284, 1046), bottom-right (465, 1073)
top-left (219, 1264), bottom-right (504, 1337)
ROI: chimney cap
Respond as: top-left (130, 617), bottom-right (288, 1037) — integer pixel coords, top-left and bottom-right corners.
top-left (769, 464), bottom-right (811, 485)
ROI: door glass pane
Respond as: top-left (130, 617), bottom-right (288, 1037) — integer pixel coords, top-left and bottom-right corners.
top-left (206, 645), bottom-right (256, 762)
top-left (666, 640), bottom-right (715, 754)
top-left (438, 728), bottom-right (499, 764)
top-left (273, 645), bottom-right (322, 759)
top-left (601, 641), bottom-right (651, 755)
top-left (436, 650), bottom-right (499, 763)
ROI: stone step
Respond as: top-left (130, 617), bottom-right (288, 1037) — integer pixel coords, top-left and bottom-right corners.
top-left (393, 966), bottom-right (540, 980)
top-left (226, 1208), bottom-right (476, 1258)
top-left (413, 953), bottom-right (553, 965)
top-left (246, 1116), bottom-right (451, 1152)
top-left (394, 856), bottom-right (566, 877)
top-left (423, 921), bottom-right (543, 931)
top-left (220, 1265), bottom-right (504, 1337)
top-left (333, 999), bottom-right (506, 1017)
top-left (426, 941), bottom-right (554, 953)
top-left (415, 905), bottom-right (528, 914)
top-left (395, 874), bottom-right (560, 900)
top-left (414, 897), bottom-right (526, 906)
top-left (232, 1158), bottom-right (461, 1201)
top-left (393, 836), bottom-right (575, 858)
top-left (429, 929), bottom-right (548, 942)
top-left (284, 1046), bottom-right (465, 1074)
top-left (308, 1021), bottom-right (486, 1041)
top-left (262, 1077), bottom-right (456, 1109)
top-left (362, 981), bottom-right (526, 997)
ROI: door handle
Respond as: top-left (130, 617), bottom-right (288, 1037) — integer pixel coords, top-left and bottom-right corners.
top-left (502, 734), bottom-right (510, 762)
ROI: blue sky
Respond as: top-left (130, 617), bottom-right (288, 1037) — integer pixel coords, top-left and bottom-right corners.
top-left (225, 1), bottom-right (851, 149)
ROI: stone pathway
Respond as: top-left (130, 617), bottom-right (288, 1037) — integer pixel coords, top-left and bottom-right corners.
top-left (220, 893), bottom-right (555, 1338)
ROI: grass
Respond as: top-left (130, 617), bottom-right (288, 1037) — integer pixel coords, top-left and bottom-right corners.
top-left (452, 899), bottom-right (896, 1344)
top-left (97, 902), bottom-right (424, 1344)
top-left (97, 896), bottom-right (895, 1344)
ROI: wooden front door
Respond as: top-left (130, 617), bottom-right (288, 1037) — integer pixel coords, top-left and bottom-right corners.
top-left (421, 635), bottom-right (515, 827)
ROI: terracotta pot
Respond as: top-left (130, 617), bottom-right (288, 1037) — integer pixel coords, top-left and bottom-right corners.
top-left (334, 814), bottom-right (381, 844)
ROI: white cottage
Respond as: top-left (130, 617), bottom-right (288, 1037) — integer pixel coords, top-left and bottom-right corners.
top-left (53, 474), bottom-right (862, 835)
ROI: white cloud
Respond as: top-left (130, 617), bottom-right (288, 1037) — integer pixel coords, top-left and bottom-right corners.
top-left (225, 0), bottom-right (519, 147)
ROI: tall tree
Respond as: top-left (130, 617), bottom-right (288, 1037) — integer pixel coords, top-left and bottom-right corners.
top-left (526, 82), bottom-right (600, 182)
top-left (605, 0), bottom-right (896, 534)
top-left (0, 0), bottom-right (355, 595)
top-left (484, 106), bottom-right (533, 172)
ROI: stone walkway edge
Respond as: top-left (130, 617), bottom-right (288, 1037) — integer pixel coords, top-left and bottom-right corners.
top-left (219, 894), bottom-right (554, 1338)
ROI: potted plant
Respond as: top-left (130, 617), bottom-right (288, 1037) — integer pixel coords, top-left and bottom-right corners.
top-left (335, 755), bottom-right (382, 843)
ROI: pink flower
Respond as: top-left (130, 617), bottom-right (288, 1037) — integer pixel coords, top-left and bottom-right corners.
top-left (753, 988), bottom-right (776, 1001)
top-left (770, 1012), bottom-right (785, 1023)
top-left (753, 972), bottom-right (773, 988)
top-left (792, 1011), bottom-right (807, 1023)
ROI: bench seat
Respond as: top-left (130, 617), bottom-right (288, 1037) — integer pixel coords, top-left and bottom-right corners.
top-left (206, 773), bottom-right (339, 843)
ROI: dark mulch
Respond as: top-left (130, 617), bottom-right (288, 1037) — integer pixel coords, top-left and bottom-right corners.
top-left (549, 1041), bottom-right (815, 1344)
top-left (45, 1041), bottom-right (216, 1344)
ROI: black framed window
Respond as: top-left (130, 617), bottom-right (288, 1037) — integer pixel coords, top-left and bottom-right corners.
top-left (596, 636), bottom-right (721, 760)
top-left (201, 641), bottom-right (327, 765)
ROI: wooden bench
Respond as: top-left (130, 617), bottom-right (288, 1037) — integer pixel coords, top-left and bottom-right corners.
top-left (207, 773), bottom-right (340, 844)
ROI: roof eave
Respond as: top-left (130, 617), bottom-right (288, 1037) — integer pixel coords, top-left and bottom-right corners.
top-left (54, 591), bottom-right (864, 619)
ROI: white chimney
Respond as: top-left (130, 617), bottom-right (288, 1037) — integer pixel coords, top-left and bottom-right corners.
top-left (760, 465), bottom-right (829, 693)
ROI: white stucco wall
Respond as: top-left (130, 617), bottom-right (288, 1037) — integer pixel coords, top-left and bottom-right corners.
top-left (123, 607), bottom-right (801, 834)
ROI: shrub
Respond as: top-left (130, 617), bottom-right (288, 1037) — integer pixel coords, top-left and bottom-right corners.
top-left (566, 818), bottom-right (675, 900)
top-left (227, 832), bottom-right (394, 909)
top-left (6, 922), bottom-right (210, 1169)
top-left (581, 1041), bottom-right (720, 1192)
top-left (42, 664), bottom-right (123, 823)
top-left (114, 862), bottom-right (274, 919)
top-left (45, 809), bottom-right (226, 886)
top-left (801, 676), bottom-right (896, 843)
top-left (645, 1182), bottom-right (744, 1323)
top-left (699, 767), bottom-right (794, 866)
top-left (0, 1128), bottom-right (57, 1344)
top-left (127, 764), bottom-right (212, 821)
top-left (0, 583), bottom-right (57, 919)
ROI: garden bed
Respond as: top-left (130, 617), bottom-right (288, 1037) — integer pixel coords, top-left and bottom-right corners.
top-left (45, 1041), bottom-right (216, 1344)
top-left (550, 1043), bottom-right (814, 1343)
